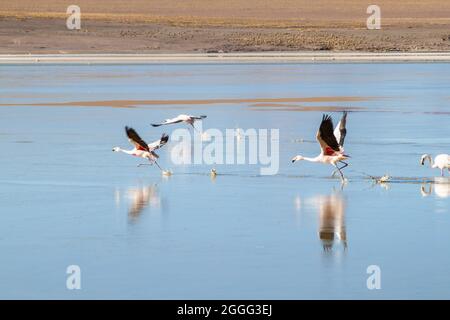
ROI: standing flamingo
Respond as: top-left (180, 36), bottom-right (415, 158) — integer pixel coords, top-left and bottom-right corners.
top-left (420, 154), bottom-right (450, 176)
top-left (112, 126), bottom-right (169, 171)
top-left (292, 112), bottom-right (349, 181)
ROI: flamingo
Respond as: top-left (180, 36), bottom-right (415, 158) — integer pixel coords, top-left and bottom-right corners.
top-left (112, 126), bottom-right (169, 171)
top-left (151, 114), bottom-right (206, 132)
top-left (420, 154), bottom-right (450, 177)
top-left (292, 112), bottom-right (349, 181)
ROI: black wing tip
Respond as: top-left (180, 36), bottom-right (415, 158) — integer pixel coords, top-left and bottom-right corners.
top-left (342, 111), bottom-right (348, 119)
top-left (161, 133), bottom-right (169, 142)
top-left (323, 112), bottom-right (347, 120)
top-left (151, 124), bottom-right (161, 127)
top-left (200, 115), bottom-right (207, 119)
top-left (125, 126), bottom-right (133, 133)
top-left (321, 114), bottom-right (333, 123)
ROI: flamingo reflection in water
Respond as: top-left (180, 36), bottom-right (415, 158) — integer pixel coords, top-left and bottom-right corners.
top-left (318, 195), bottom-right (347, 252)
top-left (295, 193), bottom-right (347, 252)
top-left (421, 178), bottom-right (450, 199)
top-left (126, 185), bottom-right (161, 220)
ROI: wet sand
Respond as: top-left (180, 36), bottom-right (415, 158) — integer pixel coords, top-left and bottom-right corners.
top-left (0, 96), bottom-right (372, 108)
top-left (2, 0), bottom-right (450, 53)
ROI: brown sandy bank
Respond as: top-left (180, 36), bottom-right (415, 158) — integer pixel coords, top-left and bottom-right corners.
top-left (0, 97), bottom-right (373, 108)
top-left (2, 1), bottom-right (450, 53)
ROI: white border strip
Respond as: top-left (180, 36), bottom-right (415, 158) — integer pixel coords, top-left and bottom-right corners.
top-left (2, 52), bottom-right (450, 64)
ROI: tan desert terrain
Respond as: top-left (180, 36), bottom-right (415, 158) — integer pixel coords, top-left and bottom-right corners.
top-left (1, 0), bottom-right (450, 53)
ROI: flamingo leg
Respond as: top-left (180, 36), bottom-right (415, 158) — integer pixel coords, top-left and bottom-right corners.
top-left (333, 163), bottom-right (345, 181)
top-left (137, 161), bottom-right (164, 172)
top-left (190, 122), bottom-right (202, 135)
top-left (331, 161), bottom-right (348, 177)
top-left (154, 160), bottom-right (164, 172)
top-left (339, 161), bottom-right (349, 170)
top-left (137, 158), bottom-right (163, 171)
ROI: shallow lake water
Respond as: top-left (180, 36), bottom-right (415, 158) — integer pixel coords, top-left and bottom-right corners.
top-left (0, 63), bottom-right (449, 299)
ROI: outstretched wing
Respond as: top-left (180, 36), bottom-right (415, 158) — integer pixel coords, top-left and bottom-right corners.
top-left (316, 114), bottom-right (341, 156)
top-left (191, 115), bottom-right (207, 120)
top-left (151, 116), bottom-right (184, 127)
top-left (125, 126), bottom-right (149, 152)
top-left (333, 111), bottom-right (347, 147)
top-left (148, 133), bottom-right (169, 151)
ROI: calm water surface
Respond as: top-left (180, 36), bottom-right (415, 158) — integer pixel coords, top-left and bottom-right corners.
top-left (0, 63), bottom-right (449, 299)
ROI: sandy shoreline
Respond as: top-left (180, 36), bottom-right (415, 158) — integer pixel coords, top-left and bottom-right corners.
top-left (2, 52), bottom-right (450, 64)
top-left (2, 1), bottom-right (450, 54)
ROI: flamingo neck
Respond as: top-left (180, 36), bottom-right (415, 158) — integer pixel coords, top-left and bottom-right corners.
top-left (119, 148), bottom-right (135, 155)
top-left (421, 154), bottom-right (434, 168)
top-left (303, 156), bottom-right (321, 162)
top-left (427, 155), bottom-right (434, 167)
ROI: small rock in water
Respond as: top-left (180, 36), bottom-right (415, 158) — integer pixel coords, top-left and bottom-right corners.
top-left (378, 174), bottom-right (391, 183)
top-left (162, 170), bottom-right (172, 176)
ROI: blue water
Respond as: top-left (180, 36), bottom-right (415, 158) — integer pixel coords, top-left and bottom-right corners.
top-left (0, 63), bottom-right (449, 299)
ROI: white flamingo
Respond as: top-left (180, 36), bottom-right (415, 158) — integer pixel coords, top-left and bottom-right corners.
top-left (151, 114), bottom-right (206, 132)
top-left (112, 126), bottom-right (169, 171)
top-left (420, 154), bottom-right (450, 177)
top-left (292, 112), bottom-right (349, 181)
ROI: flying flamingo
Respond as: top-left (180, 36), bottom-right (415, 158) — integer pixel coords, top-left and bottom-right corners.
top-left (151, 114), bottom-right (207, 133)
top-left (292, 112), bottom-right (349, 181)
top-left (112, 126), bottom-right (169, 171)
top-left (420, 154), bottom-right (450, 176)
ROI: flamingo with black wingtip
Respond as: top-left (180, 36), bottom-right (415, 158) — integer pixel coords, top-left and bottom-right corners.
top-left (292, 112), bottom-right (350, 182)
top-left (112, 126), bottom-right (169, 171)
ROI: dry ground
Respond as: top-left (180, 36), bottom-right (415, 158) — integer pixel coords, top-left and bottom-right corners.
top-left (1, 1), bottom-right (450, 53)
